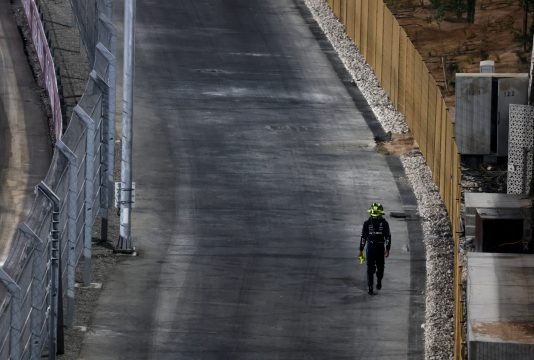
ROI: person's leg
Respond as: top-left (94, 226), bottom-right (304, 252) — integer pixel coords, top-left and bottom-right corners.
top-left (376, 252), bottom-right (385, 290)
top-left (366, 248), bottom-right (376, 294)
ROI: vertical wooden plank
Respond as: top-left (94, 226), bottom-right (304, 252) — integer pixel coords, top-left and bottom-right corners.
top-left (445, 117), bottom-right (453, 213)
top-left (413, 49), bottom-right (420, 139)
top-left (404, 45), bottom-right (414, 131)
top-left (375, 2), bottom-right (384, 83)
top-left (420, 67), bottom-right (429, 159)
top-left (382, 8), bottom-right (393, 97)
top-left (439, 103), bottom-right (447, 197)
top-left (426, 77), bottom-right (437, 173)
top-left (391, 17), bottom-right (400, 106)
top-left (333, 0), bottom-right (341, 18)
top-left (397, 30), bottom-right (407, 115)
top-left (366, 0), bottom-right (376, 68)
top-left (341, 0), bottom-right (347, 24)
top-left (447, 114), bottom-right (455, 213)
top-left (354, 0), bottom-right (362, 47)
top-left (413, 51), bottom-right (423, 141)
top-left (346, 0), bottom-right (356, 42)
top-left (432, 97), bottom-right (443, 184)
top-left (454, 150), bottom-right (463, 360)
top-left (327, 0), bottom-right (334, 8)
top-left (444, 119), bottom-right (452, 213)
top-left (360, 0), bottom-right (368, 58)
top-left (453, 150), bottom-right (460, 216)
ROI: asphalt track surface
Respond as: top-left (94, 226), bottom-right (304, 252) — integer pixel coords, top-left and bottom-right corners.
top-left (0, 3), bottom-right (50, 263)
top-left (79, 1), bottom-right (425, 359)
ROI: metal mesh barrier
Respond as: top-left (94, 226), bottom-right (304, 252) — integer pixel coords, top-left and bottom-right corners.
top-left (0, 0), bottom-right (116, 358)
top-left (71, 0), bottom-right (114, 67)
top-left (507, 104), bottom-right (534, 195)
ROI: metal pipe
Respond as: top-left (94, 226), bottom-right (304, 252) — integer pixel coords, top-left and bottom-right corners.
top-left (118, 0), bottom-right (136, 251)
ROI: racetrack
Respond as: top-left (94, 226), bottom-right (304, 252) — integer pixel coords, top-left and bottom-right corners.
top-left (79, 1), bottom-right (425, 359)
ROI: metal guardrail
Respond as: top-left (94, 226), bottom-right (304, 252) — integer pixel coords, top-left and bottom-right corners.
top-left (0, 0), bottom-right (116, 358)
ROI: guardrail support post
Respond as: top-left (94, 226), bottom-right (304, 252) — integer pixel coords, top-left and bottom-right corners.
top-left (56, 140), bottom-right (78, 326)
top-left (37, 181), bottom-right (63, 357)
top-left (0, 270), bottom-right (22, 360)
top-left (75, 105), bottom-right (96, 286)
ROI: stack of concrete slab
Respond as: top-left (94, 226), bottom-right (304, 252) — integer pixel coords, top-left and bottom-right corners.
top-left (467, 252), bottom-right (534, 359)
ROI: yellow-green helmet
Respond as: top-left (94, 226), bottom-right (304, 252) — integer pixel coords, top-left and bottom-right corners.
top-left (368, 202), bottom-right (385, 217)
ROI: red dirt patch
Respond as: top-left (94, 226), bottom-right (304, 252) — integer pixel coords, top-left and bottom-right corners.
top-left (376, 133), bottom-right (417, 155)
top-left (471, 321), bottom-right (534, 343)
top-left (387, 0), bottom-right (531, 109)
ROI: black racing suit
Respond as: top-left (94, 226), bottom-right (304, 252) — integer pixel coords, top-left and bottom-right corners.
top-left (360, 216), bottom-right (391, 289)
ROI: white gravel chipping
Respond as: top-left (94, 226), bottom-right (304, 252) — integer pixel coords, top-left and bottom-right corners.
top-left (302, 1), bottom-right (455, 359)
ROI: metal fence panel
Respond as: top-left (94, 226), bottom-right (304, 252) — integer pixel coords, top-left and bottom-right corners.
top-left (21, 0), bottom-right (63, 140)
top-left (71, 0), bottom-right (98, 65)
top-left (0, 0), bottom-right (116, 358)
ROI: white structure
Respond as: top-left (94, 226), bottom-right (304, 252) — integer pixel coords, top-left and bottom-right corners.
top-left (455, 73), bottom-right (528, 156)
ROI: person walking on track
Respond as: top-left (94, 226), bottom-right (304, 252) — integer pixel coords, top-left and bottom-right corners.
top-left (359, 202), bottom-right (391, 295)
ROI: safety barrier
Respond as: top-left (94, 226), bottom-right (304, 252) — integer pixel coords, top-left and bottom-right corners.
top-left (72, 0), bottom-right (109, 67)
top-left (21, 0), bottom-right (63, 140)
top-left (0, 0), bottom-right (115, 358)
top-left (326, 0), bottom-right (463, 358)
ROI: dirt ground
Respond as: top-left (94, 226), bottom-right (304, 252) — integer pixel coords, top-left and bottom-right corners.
top-left (471, 321), bottom-right (534, 342)
top-left (387, 0), bottom-right (532, 108)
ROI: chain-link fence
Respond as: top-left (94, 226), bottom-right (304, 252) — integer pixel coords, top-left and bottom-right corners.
top-left (0, 0), bottom-right (115, 358)
top-left (21, 0), bottom-right (64, 139)
top-left (71, 0), bottom-right (110, 67)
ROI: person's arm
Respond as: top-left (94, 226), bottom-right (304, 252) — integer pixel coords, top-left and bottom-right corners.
top-left (359, 220), bottom-right (368, 256)
top-left (384, 220), bottom-right (391, 257)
